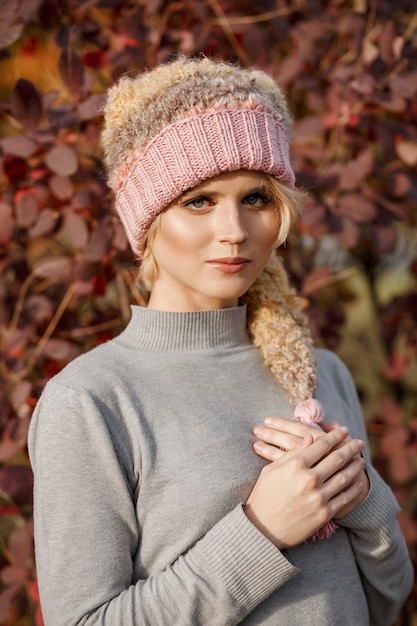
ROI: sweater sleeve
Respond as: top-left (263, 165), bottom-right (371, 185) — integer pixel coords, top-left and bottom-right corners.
top-left (320, 351), bottom-right (414, 625)
top-left (28, 381), bottom-right (297, 626)
top-left (338, 466), bottom-right (414, 626)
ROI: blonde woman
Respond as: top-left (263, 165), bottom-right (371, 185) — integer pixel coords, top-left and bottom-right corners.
top-left (29, 56), bottom-right (413, 625)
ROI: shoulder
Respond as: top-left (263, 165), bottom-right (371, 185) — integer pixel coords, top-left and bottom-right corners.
top-left (46, 335), bottom-right (127, 395)
top-left (315, 348), bottom-right (356, 391)
top-left (29, 336), bottom-right (140, 465)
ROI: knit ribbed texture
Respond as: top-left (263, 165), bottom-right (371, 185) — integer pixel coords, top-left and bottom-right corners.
top-left (193, 505), bottom-right (298, 613)
top-left (115, 109), bottom-right (294, 256)
top-left (116, 304), bottom-right (252, 352)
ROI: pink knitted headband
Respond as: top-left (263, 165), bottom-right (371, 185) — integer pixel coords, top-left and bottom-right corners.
top-left (115, 108), bottom-right (295, 257)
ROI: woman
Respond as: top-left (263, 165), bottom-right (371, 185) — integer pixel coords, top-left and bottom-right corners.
top-left (29, 56), bottom-right (413, 625)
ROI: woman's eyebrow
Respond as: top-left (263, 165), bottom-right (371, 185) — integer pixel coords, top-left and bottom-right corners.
top-left (178, 187), bottom-right (211, 201)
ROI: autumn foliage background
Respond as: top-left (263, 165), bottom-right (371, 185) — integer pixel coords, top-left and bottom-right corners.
top-left (0, 0), bottom-right (416, 623)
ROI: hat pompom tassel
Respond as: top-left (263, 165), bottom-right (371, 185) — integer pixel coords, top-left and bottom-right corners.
top-left (294, 399), bottom-right (338, 541)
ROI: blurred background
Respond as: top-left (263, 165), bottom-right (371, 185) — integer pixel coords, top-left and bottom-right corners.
top-left (0, 0), bottom-right (416, 623)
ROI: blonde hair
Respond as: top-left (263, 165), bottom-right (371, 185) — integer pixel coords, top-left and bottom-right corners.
top-left (137, 174), bottom-right (316, 405)
top-left (242, 255), bottom-right (317, 406)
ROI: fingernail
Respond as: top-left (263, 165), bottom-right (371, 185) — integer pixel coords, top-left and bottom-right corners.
top-left (340, 426), bottom-right (349, 434)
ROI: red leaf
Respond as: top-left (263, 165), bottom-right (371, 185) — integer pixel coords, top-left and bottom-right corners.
top-left (293, 116), bottom-right (325, 145)
top-left (113, 222), bottom-right (129, 251)
top-left (29, 209), bottom-right (58, 238)
top-left (1, 135), bottom-right (37, 158)
top-left (3, 154), bottom-right (28, 182)
top-left (85, 221), bottom-right (113, 261)
top-left (10, 381), bottom-right (32, 411)
top-left (389, 72), bottom-right (417, 100)
top-left (8, 525), bottom-right (33, 566)
top-left (395, 140), bottom-right (417, 167)
top-left (378, 20), bottom-right (397, 65)
top-left (82, 50), bottom-right (109, 70)
top-left (45, 145), bottom-right (78, 176)
top-left (0, 0), bottom-right (24, 49)
top-left (0, 565), bottom-right (28, 586)
top-left (0, 440), bottom-right (21, 463)
top-left (339, 150), bottom-right (374, 190)
top-left (387, 172), bottom-right (412, 197)
top-left (57, 211), bottom-right (89, 249)
top-left (0, 584), bottom-right (21, 624)
top-left (336, 193), bottom-right (377, 223)
top-left (49, 175), bottom-right (74, 200)
top-left (330, 215), bottom-right (359, 248)
top-left (10, 79), bottom-right (43, 128)
top-left (78, 94), bottom-right (106, 121)
top-left (362, 37), bottom-right (379, 65)
top-left (15, 189), bottom-right (38, 227)
top-left (383, 350), bottom-right (406, 380)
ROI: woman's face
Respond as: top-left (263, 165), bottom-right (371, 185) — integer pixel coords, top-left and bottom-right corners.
top-left (147, 170), bottom-right (279, 311)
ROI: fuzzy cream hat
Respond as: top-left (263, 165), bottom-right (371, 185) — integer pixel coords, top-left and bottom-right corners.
top-left (101, 56), bottom-right (295, 257)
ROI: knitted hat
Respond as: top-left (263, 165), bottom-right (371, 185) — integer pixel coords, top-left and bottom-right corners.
top-left (101, 56), bottom-right (295, 257)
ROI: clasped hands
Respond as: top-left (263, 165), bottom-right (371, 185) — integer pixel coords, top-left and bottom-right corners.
top-left (244, 417), bottom-right (370, 550)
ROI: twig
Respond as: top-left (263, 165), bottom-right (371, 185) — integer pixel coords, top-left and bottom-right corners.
top-left (305, 266), bottom-right (359, 293)
top-left (30, 284), bottom-right (75, 363)
top-left (7, 273), bottom-right (36, 335)
top-left (206, 0), bottom-right (251, 66)
top-left (210, 6), bottom-right (293, 26)
top-left (7, 284), bottom-right (75, 382)
top-left (59, 318), bottom-right (123, 339)
top-left (119, 268), bottom-right (148, 307)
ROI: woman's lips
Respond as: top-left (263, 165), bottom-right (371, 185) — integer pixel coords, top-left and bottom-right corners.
top-left (206, 257), bottom-right (251, 274)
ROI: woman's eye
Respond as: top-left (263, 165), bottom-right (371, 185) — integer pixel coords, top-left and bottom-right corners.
top-left (244, 192), bottom-right (270, 207)
top-left (185, 197), bottom-right (209, 210)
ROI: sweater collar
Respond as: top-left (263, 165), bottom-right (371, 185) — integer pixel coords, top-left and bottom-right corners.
top-left (116, 304), bottom-right (252, 352)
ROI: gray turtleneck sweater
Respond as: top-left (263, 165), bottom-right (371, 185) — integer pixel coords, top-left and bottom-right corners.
top-left (28, 305), bottom-right (413, 626)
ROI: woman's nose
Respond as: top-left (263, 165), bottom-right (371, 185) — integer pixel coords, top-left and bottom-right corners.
top-left (216, 204), bottom-right (248, 244)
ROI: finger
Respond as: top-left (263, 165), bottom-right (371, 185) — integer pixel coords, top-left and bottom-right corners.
top-left (253, 424), bottom-right (305, 452)
top-left (313, 438), bottom-right (365, 484)
top-left (327, 479), bottom-right (365, 518)
top-left (253, 440), bottom-right (286, 462)
top-left (263, 416), bottom-right (318, 438)
top-left (263, 416), bottom-right (323, 439)
top-left (253, 433), bottom-right (314, 462)
top-left (321, 455), bottom-right (366, 501)
top-left (297, 426), bottom-right (350, 468)
top-left (320, 420), bottom-right (342, 433)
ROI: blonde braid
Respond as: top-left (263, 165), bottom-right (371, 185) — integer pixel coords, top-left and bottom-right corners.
top-left (242, 253), bottom-right (317, 406)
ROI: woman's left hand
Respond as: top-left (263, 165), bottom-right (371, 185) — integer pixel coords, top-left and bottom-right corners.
top-left (252, 416), bottom-right (370, 518)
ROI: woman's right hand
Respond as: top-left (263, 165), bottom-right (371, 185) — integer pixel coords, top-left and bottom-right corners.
top-left (244, 427), bottom-right (366, 549)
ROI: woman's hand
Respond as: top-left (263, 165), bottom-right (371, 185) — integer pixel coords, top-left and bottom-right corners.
top-left (251, 417), bottom-right (370, 522)
top-left (244, 426), bottom-right (366, 549)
